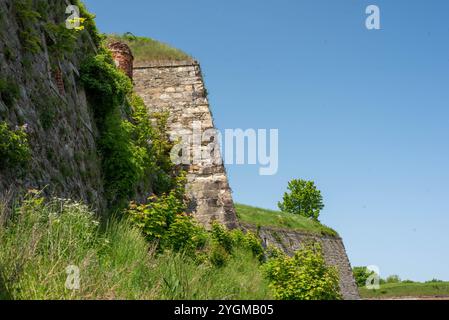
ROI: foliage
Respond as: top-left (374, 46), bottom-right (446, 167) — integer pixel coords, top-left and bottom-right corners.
top-left (385, 275), bottom-right (402, 284)
top-left (0, 194), bottom-right (271, 300)
top-left (209, 222), bottom-right (265, 265)
top-left (278, 179), bottom-right (324, 221)
top-left (99, 112), bottom-right (146, 208)
top-left (236, 204), bottom-right (338, 237)
top-left (107, 33), bottom-right (192, 62)
top-left (81, 47), bottom-right (180, 212)
top-left (211, 223), bottom-right (235, 253)
top-left (126, 175), bottom-right (206, 254)
top-left (263, 242), bottom-right (341, 300)
top-left (13, 0), bottom-right (42, 53)
top-left (74, 0), bottom-right (103, 47)
top-left (44, 23), bottom-right (78, 60)
top-left (80, 51), bottom-right (133, 126)
top-left (0, 78), bottom-right (20, 108)
top-left (0, 122), bottom-right (31, 170)
top-left (129, 95), bottom-right (176, 195)
top-left (352, 266), bottom-right (377, 288)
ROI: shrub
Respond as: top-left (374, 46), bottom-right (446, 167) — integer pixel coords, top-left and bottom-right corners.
top-left (385, 275), bottom-right (401, 284)
top-left (211, 223), bottom-right (234, 253)
top-left (278, 179), bottom-right (324, 221)
top-left (163, 213), bottom-right (207, 253)
top-left (209, 244), bottom-right (229, 268)
top-left (263, 242), bottom-right (341, 300)
top-left (0, 77), bottom-right (20, 108)
top-left (352, 266), bottom-right (373, 287)
top-left (0, 122), bottom-right (31, 170)
top-left (126, 176), bottom-right (206, 253)
top-left (80, 52), bottom-right (133, 126)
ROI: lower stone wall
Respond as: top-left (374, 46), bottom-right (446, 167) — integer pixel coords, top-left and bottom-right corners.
top-left (241, 223), bottom-right (360, 300)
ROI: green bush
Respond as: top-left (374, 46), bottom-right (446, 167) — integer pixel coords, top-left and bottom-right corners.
top-left (80, 52), bottom-right (133, 126)
top-left (278, 179), bottom-right (324, 221)
top-left (263, 242), bottom-right (341, 300)
top-left (209, 244), bottom-right (229, 268)
top-left (211, 223), bottom-right (234, 253)
top-left (0, 122), bottom-right (31, 170)
top-left (0, 78), bottom-right (20, 108)
top-left (352, 266), bottom-right (373, 287)
top-left (126, 176), bottom-right (206, 253)
top-left (210, 222), bottom-right (265, 264)
top-left (385, 275), bottom-right (401, 284)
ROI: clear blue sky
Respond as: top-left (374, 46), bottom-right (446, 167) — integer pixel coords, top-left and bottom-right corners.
top-left (83, 0), bottom-right (449, 282)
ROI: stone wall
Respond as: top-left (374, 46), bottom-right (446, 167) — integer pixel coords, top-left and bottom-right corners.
top-left (241, 223), bottom-right (360, 300)
top-left (0, 0), bottom-right (105, 211)
top-left (133, 61), bottom-right (238, 229)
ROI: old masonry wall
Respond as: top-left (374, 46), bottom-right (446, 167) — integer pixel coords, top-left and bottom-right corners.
top-left (133, 60), bottom-right (239, 229)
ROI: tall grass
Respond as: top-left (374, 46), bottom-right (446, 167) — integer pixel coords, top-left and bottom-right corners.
top-left (0, 195), bottom-right (271, 300)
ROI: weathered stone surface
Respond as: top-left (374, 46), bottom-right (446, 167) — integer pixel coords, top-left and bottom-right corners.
top-left (133, 61), bottom-right (239, 229)
top-left (241, 223), bottom-right (361, 300)
top-left (108, 42), bottom-right (134, 80)
top-left (0, 0), bottom-right (105, 211)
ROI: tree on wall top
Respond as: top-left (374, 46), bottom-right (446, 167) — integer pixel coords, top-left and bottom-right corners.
top-left (278, 179), bottom-right (324, 221)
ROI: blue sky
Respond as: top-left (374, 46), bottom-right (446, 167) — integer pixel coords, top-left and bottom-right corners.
top-left (83, 0), bottom-right (449, 281)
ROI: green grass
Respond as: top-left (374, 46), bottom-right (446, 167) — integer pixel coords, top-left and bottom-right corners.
top-left (0, 195), bottom-right (270, 300)
top-left (235, 204), bottom-right (338, 237)
top-left (106, 34), bottom-right (192, 63)
top-left (359, 282), bottom-right (449, 299)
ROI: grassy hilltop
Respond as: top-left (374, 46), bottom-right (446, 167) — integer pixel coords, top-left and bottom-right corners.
top-left (107, 34), bottom-right (193, 63)
top-left (236, 204), bottom-right (338, 237)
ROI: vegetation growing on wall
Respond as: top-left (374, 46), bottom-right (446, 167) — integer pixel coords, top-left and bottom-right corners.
top-left (0, 122), bottom-right (30, 170)
top-left (13, 0), bottom-right (42, 53)
top-left (0, 77), bottom-right (20, 108)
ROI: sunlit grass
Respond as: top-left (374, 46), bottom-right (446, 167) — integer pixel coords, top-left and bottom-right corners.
top-left (235, 204), bottom-right (338, 237)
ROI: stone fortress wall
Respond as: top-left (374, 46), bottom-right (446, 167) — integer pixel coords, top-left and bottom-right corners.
top-left (132, 59), bottom-right (239, 229)
top-left (108, 43), bottom-right (360, 299)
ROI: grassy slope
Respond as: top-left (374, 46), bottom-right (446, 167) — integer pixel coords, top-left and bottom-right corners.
top-left (359, 282), bottom-right (449, 299)
top-left (106, 34), bottom-right (192, 63)
top-left (235, 204), bottom-right (338, 237)
top-left (0, 198), bottom-right (270, 300)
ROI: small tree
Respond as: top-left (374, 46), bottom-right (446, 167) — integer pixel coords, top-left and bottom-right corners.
top-left (352, 266), bottom-right (372, 287)
top-left (278, 179), bottom-right (324, 221)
